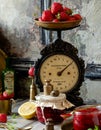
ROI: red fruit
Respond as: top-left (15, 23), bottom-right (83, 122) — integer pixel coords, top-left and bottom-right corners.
top-left (0, 93), bottom-right (5, 100)
top-left (3, 90), bottom-right (14, 99)
top-left (8, 93), bottom-right (14, 99)
top-left (60, 113), bottom-right (72, 119)
top-left (0, 113), bottom-right (7, 123)
top-left (73, 14), bottom-right (82, 20)
top-left (63, 7), bottom-right (72, 15)
top-left (42, 10), bottom-right (53, 21)
top-left (28, 66), bottom-right (35, 77)
top-left (56, 11), bottom-right (69, 21)
top-left (68, 16), bottom-right (76, 21)
top-left (38, 17), bottom-right (43, 21)
top-left (51, 2), bottom-right (63, 15)
top-left (53, 18), bottom-right (59, 22)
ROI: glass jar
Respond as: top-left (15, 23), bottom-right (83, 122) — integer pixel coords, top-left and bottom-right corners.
top-left (35, 93), bottom-right (74, 124)
top-left (2, 58), bottom-right (15, 95)
top-left (73, 105), bottom-right (101, 130)
top-left (36, 106), bottom-right (64, 124)
top-left (0, 99), bottom-right (12, 114)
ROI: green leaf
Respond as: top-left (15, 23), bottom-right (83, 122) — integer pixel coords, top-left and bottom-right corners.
top-left (7, 122), bottom-right (15, 130)
top-left (94, 125), bottom-right (99, 130)
top-left (87, 125), bottom-right (100, 130)
top-left (11, 113), bottom-right (18, 119)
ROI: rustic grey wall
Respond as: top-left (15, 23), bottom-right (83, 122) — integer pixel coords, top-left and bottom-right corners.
top-left (0, 0), bottom-right (41, 59)
top-left (0, 0), bottom-right (101, 103)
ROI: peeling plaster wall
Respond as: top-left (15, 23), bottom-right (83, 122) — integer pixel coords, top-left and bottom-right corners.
top-left (0, 0), bottom-right (41, 59)
top-left (0, 0), bottom-right (101, 103)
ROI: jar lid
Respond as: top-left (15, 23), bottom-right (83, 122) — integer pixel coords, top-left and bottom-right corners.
top-left (36, 92), bottom-right (65, 102)
top-left (35, 92), bottom-right (74, 110)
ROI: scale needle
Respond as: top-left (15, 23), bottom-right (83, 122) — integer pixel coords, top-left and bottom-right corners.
top-left (57, 61), bottom-right (73, 76)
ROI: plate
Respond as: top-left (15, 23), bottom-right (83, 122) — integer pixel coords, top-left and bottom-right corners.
top-left (0, 49), bottom-right (7, 92)
top-left (35, 18), bottom-right (81, 30)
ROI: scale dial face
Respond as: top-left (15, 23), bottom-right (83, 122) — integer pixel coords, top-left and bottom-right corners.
top-left (39, 54), bottom-right (80, 92)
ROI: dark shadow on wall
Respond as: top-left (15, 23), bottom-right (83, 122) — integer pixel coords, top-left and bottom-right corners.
top-left (0, 28), bottom-right (35, 99)
top-left (0, 28), bottom-right (11, 56)
top-left (40, 0), bottom-right (52, 45)
top-left (85, 63), bottom-right (101, 80)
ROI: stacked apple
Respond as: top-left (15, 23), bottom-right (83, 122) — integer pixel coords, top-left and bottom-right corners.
top-left (0, 90), bottom-right (14, 100)
top-left (38, 2), bottom-right (82, 22)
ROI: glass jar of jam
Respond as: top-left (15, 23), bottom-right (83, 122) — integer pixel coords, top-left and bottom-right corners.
top-left (73, 105), bottom-right (101, 130)
top-left (36, 106), bottom-right (64, 124)
top-left (35, 93), bottom-right (74, 124)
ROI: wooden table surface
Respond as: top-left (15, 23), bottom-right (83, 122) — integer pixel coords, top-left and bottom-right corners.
top-left (0, 99), bottom-right (73, 130)
top-left (6, 116), bottom-right (61, 130)
top-left (0, 99), bottom-right (62, 130)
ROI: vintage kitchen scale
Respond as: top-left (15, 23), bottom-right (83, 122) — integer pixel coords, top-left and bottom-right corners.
top-left (34, 19), bottom-right (85, 106)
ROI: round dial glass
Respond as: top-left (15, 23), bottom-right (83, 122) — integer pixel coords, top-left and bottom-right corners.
top-left (40, 54), bottom-right (79, 92)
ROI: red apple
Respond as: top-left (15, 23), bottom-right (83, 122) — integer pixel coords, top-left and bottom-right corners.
top-left (0, 113), bottom-right (7, 123)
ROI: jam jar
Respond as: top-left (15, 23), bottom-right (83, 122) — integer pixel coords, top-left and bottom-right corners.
top-left (35, 93), bottom-right (74, 124)
top-left (73, 105), bottom-right (101, 130)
